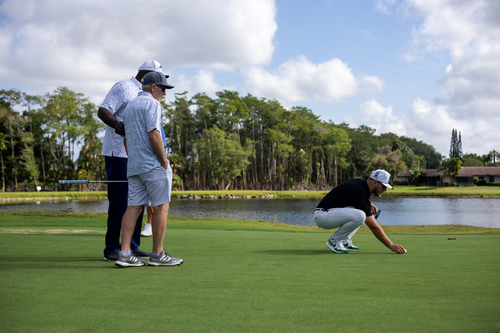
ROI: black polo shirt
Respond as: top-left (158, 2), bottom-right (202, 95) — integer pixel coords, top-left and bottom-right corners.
top-left (316, 178), bottom-right (372, 216)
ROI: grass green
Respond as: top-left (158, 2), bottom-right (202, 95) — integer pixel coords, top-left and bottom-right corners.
top-left (0, 211), bottom-right (499, 332)
top-left (2, 185), bottom-right (500, 202)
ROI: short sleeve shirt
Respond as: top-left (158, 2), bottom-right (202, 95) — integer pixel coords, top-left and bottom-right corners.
top-left (123, 91), bottom-right (163, 177)
top-left (316, 179), bottom-right (372, 216)
top-left (100, 77), bottom-right (142, 158)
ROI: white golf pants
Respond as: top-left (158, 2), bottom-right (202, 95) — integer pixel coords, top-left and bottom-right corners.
top-left (314, 207), bottom-right (366, 241)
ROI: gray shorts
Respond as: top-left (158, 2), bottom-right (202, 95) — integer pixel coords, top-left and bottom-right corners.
top-left (128, 165), bottom-right (173, 207)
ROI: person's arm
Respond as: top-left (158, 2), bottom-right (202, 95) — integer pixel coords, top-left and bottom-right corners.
top-left (98, 107), bottom-right (125, 135)
top-left (370, 202), bottom-right (378, 215)
top-left (123, 138), bottom-right (128, 155)
top-left (365, 215), bottom-right (405, 253)
top-left (148, 129), bottom-right (169, 170)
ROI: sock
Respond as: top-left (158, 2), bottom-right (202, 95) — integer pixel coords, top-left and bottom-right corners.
top-left (121, 251), bottom-right (131, 256)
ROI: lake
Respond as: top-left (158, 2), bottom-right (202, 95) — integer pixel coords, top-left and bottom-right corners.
top-left (1, 197), bottom-right (499, 228)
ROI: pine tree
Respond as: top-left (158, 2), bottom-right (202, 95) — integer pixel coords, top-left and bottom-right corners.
top-left (449, 129), bottom-right (463, 160)
top-left (457, 131), bottom-right (463, 160)
top-left (449, 129), bottom-right (457, 158)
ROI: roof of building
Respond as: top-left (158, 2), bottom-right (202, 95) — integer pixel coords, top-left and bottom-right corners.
top-left (455, 167), bottom-right (500, 176)
top-left (397, 166), bottom-right (500, 178)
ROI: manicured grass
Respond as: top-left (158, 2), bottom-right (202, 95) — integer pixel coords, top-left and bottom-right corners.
top-left (386, 185), bottom-right (500, 197)
top-left (0, 191), bottom-right (108, 200)
top-left (2, 185), bottom-right (500, 202)
top-left (0, 211), bottom-right (499, 332)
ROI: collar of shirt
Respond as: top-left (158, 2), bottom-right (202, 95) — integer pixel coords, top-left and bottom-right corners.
top-left (137, 91), bottom-right (153, 98)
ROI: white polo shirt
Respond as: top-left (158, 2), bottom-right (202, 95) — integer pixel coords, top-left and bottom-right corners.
top-left (100, 77), bottom-right (142, 158)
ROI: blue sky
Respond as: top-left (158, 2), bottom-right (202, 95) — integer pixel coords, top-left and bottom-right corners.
top-left (1, 0), bottom-right (499, 156)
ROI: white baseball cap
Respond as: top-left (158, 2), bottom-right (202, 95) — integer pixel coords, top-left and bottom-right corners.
top-left (138, 60), bottom-right (165, 74)
top-left (370, 169), bottom-right (393, 189)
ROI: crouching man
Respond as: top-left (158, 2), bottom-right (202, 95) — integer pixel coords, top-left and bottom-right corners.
top-left (116, 71), bottom-right (183, 267)
top-left (314, 169), bottom-right (406, 254)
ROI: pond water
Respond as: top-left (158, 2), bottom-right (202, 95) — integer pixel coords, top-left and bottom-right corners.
top-left (1, 197), bottom-right (499, 228)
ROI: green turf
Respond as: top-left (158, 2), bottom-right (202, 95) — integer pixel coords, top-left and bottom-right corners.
top-left (2, 185), bottom-right (500, 202)
top-left (0, 211), bottom-right (499, 332)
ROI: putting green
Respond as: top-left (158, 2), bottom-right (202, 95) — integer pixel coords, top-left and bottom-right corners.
top-left (0, 211), bottom-right (499, 332)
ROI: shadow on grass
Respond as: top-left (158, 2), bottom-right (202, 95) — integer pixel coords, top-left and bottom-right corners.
top-left (0, 256), bottom-right (119, 269)
top-left (256, 249), bottom-right (394, 255)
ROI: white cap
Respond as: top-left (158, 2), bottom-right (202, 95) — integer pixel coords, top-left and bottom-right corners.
top-left (370, 169), bottom-right (393, 189)
top-left (138, 60), bottom-right (165, 74)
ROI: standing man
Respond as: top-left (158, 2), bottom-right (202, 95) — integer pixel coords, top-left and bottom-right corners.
top-left (314, 169), bottom-right (406, 254)
top-left (115, 71), bottom-right (183, 267)
top-left (98, 60), bottom-right (165, 262)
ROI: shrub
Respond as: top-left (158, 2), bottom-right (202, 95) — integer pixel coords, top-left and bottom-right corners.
top-left (474, 177), bottom-right (479, 185)
top-left (477, 180), bottom-right (487, 186)
top-left (485, 182), bottom-right (500, 186)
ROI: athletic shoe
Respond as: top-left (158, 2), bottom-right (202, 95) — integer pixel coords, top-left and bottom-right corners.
top-left (141, 223), bottom-right (153, 237)
top-left (326, 239), bottom-right (349, 254)
top-left (115, 252), bottom-right (145, 267)
top-left (132, 248), bottom-right (151, 258)
top-left (148, 249), bottom-right (184, 266)
top-left (103, 252), bottom-right (119, 262)
top-left (343, 238), bottom-right (360, 251)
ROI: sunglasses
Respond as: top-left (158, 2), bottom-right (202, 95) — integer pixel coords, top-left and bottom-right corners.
top-left (156, 85), bottom-right (166, 93)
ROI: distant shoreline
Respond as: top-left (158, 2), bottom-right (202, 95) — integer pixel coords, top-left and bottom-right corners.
top-left (1, 186), bottom-right (500, 202)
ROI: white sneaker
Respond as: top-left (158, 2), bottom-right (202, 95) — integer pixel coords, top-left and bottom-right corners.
top-left (326, 239), bottom-right (349, 254)
top-left (141, 223), bottom-right (152, 237)
top-left (343, 238), bottom-right (360, 251)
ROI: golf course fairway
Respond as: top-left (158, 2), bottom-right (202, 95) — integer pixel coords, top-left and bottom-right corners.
top-left (0, 211), bottom-right (499, 332)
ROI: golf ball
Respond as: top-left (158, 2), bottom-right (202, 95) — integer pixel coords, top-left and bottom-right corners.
top-left (403, 249), bottom-right (407, 254)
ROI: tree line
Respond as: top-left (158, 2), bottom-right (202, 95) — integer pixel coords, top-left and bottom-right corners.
top-left (1, 86), bottom-right (483, 192)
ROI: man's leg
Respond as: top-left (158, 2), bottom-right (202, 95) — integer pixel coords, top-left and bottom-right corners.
top-left (104, 156), bottom-right (145, 256)
top-left (151, 203), bottom-right (168, 255)
top-left (115, 205), bottom-right (146, 267)
top-left (315, 208), bottom-right (365, 240)
top-left (104, 156), bottom-right (128, 258)
top-left (314, 208), bottom-right (365, 253)
top-left (120, 205), bottom-right (144, 252)
top-left (130, 206), bottom-right (144, 251)
top-left (143, 165), bottom-right (183, 266)
top-left (330, 209), bottom-right (365, 241)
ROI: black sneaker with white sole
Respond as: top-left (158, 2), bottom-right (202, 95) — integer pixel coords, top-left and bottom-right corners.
top-left (103, 252), bottom-right (119, 262)
top-left (132, 248), bottom-right (151, 258)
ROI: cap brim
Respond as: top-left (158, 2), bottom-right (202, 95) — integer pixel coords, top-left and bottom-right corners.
top-left (159, 84), bottom-right (175, 89)
top-left (383, 183), bottom-right (393, 189)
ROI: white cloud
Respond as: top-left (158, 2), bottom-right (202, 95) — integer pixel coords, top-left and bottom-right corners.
top-left (377, 0), bottom-right (500, 154)
top-left (359, 99), bottom-right (406, 136)
top-left (406, 97), bottom-right (500, 155)
top-left (402, 0), bottom-right (500, 119)
top-left (169, 69), bottom-right (234, 104)
top-left (0, 0), bottom-right (277, 103)
top-left (243, 56), bottom-right (384, 106)
top-left (376, 0), bottom-right (398, 14)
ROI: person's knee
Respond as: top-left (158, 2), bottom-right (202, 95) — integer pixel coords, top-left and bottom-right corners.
top-left (125, 205), bottom-right (144, 217)
top-left (354, 210), bottom-right (366, 225)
